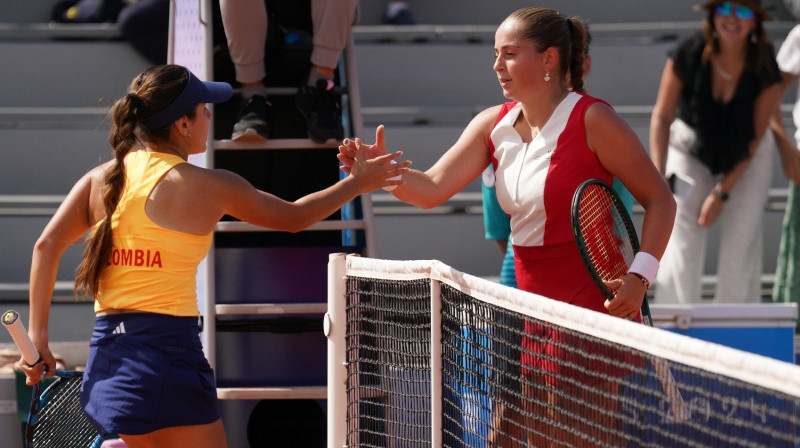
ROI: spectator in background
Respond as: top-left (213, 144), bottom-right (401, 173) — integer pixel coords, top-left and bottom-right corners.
top-left (220, 0), bottom-right (358, 143)
top-left (384, 0), bottom-right (416, 25)
top-left (650, 0), bottom-right (781, 304)
top-left (117, 0), bottom-right (169, 65)
top-left (769, 23), bottom-right (800, 326)
top-left (50, 0), bottom-right (169, 65)
top-left (51, 0), bottom-right (127, 23)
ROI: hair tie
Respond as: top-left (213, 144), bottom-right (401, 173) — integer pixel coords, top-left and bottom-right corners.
top-left (126, 92), bottom-right (140, 108)
top-left (125, 93), bottom-right (141, 119)
top-left (564, 16), bottom-right (572, 40)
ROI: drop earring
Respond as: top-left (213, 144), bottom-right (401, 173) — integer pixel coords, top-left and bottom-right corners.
top-left (544, 71), bottom-right (551, 82)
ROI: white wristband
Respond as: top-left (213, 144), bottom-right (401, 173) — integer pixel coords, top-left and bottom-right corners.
top-left (628, 252), bottom-right (659, 285)
top-left (383, 159), bottom-right (402, 191)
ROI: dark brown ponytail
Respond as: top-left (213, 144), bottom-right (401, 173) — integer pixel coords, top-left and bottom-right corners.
top-left (565, 17), bottom-right (588, 93)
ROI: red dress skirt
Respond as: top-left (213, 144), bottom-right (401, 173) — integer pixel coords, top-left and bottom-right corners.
top-left (514, 242), bottom-right (645, 386)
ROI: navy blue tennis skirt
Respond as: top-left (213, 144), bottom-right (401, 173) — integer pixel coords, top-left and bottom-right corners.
top-left (80, 312), bottom-right (220, 435)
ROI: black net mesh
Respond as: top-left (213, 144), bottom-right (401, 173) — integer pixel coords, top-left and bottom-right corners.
top-left (341, 273), bottom-right (800, 448)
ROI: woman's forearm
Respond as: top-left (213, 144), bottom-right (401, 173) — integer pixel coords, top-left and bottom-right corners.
top-left (28, 241), bottom-right (61, 349)
top-left (649, 118), bottom-right (672, 176)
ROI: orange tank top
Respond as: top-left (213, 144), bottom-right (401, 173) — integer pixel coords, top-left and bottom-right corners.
top-left (95, 150), bottom-right (212, 316)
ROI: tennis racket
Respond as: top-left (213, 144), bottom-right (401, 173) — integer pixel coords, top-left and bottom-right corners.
top-left (571, 179), bottom-right (690, 421)
top-left (2, 310), bottom-right (101, 448)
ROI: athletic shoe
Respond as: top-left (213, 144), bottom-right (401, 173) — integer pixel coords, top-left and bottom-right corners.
top-left (295, 79), bottom-right (344, 144)
top-left (232, 94), bottom-right (272, 142)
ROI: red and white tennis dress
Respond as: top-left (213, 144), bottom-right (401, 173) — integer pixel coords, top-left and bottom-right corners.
top-left (489, 92), bottom-right (638, 384)
top-left (490, 92), bottom-right (613, 313)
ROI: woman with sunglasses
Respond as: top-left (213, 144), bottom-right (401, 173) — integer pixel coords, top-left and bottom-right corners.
top-left (650, 0), bottom-right (781, 304)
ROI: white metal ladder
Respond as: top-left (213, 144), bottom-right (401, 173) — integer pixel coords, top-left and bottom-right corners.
top-left (168, 0), bottom-right (376, 411)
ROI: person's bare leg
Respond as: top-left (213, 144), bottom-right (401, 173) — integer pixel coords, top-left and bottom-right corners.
top-left (120, 418), bottom-right (227, 448)
top-left (488, 396), bottom-right (526, 447)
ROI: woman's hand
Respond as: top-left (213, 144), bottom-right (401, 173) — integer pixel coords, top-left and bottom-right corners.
top-left (604, 273), bottom-right (647, 321)
top-left (338, 125), bottom-right (390, 174)
top-left (348, 146), bottom-right (410, 193)
top-left (17, 345), bottom-right (56, 386)
top-left (697, 191), bottom-right (724, 227)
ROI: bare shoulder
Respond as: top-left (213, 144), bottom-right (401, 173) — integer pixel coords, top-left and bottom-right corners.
top-left (584, 100), bottom-right (617, 120)
top-left (167, 162), bottom-right (237, 183)
top-left (82, 160), bottom-right (114, 197)
top-left (186, 164), bottom-right (248, 188)
top-left (170, 164), bottom-right (253, 200)
top-left (472, 104), bottom-right (505, 125)
top-left (462, 104), bottom-right (507, 144)
top-left (86, 160), bottom-right (114, 181)
top-left (584, 100), bottom-right (628, 133)
top-left (61, 160), bottom-right (115, 227)
top-left (584, 100), bottom-right (642, 156)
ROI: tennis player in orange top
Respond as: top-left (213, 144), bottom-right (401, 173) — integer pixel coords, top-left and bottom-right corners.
top-left (17, 64), bottom-right (408, 448)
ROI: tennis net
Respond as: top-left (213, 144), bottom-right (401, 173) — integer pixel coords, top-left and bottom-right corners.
top-left (326, 254), bottom-right (800, 447)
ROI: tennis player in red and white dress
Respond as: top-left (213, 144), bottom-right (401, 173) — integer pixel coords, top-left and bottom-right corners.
top-left (339, 10), bottom-right (674, 323)
top-left (338, 6), bottom-right (676, 446)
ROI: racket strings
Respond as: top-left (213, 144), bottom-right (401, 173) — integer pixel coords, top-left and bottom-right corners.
top-left (30, 375), bottom-right (98, 447)
top-left (579, 185), bottom-right (636, 282)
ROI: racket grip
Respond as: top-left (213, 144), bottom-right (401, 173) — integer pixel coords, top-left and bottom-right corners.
top-left (640, 297), bottom-right (654, 327)
top-left (2, 310), bottom-right (40, 365)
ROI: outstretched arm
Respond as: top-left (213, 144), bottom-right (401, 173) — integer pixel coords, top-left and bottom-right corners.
top-left (217, 147), bottom-right (410, 232)
top-left (339, 106), bottom-right (501, 209)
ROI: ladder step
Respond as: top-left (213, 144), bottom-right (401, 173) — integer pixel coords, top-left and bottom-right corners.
top-left (217, 385), bottom-right (327, 400)
top-left (215, 219), bottom-right (368, 232)
top-left (215, 303), bottom-right (326, 316)
top-left (262, 87), bottom-right (301, 96)
top-left (212, 138), bottom-right (340, 151)
top-left (0, 22), bottom-right (122, 40)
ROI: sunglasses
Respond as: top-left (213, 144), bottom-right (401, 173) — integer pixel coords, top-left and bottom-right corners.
top-left (715, 2), bottom-right (755, 20)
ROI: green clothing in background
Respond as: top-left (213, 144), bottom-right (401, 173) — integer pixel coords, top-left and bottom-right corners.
top-left (773, 183), bottom-right (800, 330)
